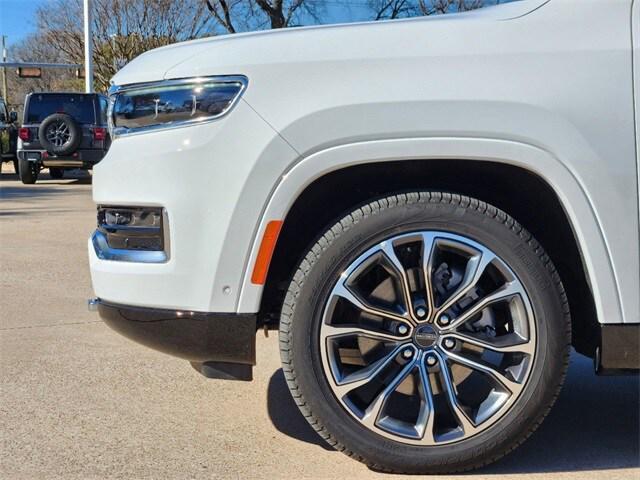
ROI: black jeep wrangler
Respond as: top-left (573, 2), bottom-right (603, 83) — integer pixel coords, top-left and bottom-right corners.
top-left (17, 92), bottom-right (110, 184)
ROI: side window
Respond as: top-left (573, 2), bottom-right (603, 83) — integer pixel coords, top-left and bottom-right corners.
top-left (0, 101), bottom-right (7, 122)
top-left (99, 97), bottom-right (109, 125)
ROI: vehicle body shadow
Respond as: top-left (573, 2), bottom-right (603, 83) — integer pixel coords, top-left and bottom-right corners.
top-left (486, 352), bottom-right (639, 474)
top-left (43, 177), bottom-right (92, 185)
top-left (268, 351), bottom-right (639, 472)
top-left (1, 172), bottom-right (91, 200)
top-left (0, 185), bottom-right (66, 200)
top-left (267, 368), bottom-right (334, 451)
top-left (0, 171), bottom-right (19, 181)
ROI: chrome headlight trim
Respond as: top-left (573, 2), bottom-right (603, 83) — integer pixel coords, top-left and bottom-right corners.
top-left (107, 75), bottom-right (248, 139)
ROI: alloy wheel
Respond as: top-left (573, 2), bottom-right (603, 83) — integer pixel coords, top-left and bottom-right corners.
top-left (45, 121), bottom-right (71, 147)
top-left (319, 231), bottom-right (536, 445)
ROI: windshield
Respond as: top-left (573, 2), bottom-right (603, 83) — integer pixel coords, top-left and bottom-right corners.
top-left (26, 94), bottom-right (96, 124)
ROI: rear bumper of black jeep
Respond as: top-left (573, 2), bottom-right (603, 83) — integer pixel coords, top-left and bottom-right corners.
top-left (93, 299), bottom-right (257, 381)
top-left (18, 149), bottom-right (106, 168)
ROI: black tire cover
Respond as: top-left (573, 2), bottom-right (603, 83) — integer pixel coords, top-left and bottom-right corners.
top-left (38, 113), bottom-right (82, 156)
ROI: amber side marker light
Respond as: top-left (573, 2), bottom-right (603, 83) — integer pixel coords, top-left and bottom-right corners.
top-left (251, 220), bottom-right (283, 285)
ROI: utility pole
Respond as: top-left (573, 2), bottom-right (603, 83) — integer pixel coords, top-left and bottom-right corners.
top-left (1, 36), bottom-right (7, 101)
top-left (83, 0), bottom-right (94, 93)
top-left (110, 34), bottom-right (117, 71)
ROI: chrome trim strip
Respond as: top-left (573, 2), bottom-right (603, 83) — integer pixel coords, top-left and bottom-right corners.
top-left (42, 160), bottom-right (84, 167)
top-left (92, 230), bottom-right (168, 264)
top-left (107, 75), bottom-right (248, 139)
top-left (87, 298), bottom-right (100, 312)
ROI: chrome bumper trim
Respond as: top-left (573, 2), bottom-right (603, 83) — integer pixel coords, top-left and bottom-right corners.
top-left (43, 160), bottom-right (84, 168)
top-left (91, 230), bottom-right (168, 263)
top-left (88, 298), bottom-right (100, 312)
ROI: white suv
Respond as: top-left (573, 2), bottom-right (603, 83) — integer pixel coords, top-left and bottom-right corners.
top-left (88, 0), bottom-right (640, 473)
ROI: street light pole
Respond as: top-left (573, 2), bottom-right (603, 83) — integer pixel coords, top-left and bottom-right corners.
top-left (83, 0), bottom-right (94, 93)
top-left (1, 35), bottom-right (7, 101)
top-left (110, 34), bottom-right (117, 71)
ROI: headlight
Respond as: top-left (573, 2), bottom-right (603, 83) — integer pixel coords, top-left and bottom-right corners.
top-left (108, 75), bottom-right (247, 138)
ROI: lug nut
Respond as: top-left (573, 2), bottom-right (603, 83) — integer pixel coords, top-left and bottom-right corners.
top-left (402, 348), bottom-right (414, 359)
top-left (438, 314), bottom-right (451, 327)
top-left (426, 354), bottom-right (437, 366)
top-left (397, 324), bottom-right (409, 335)
top-left (444, 338), bottom-right (456, 350)
top-left (415, 307), bottom-right (428, 319)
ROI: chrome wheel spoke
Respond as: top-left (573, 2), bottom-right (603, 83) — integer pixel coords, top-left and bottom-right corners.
top-left (444, 281), bottom-right (523, 331)
top-left (447, 331), bottom-right (534, 355)
top-left (379, 241), bottom-right (414, 320)
top-left (333, 282), bottom-right (412, 324)
top-left (361, 354), bottom-right (417, 428)
top-left (321, 323), bottom-right (410, 342)
top-left (416, 356), bottom-right (436, 443)
top-left (445, 349), bottom-right (521, 394)
top-left (438, 351), bottom-right (478, 434)
top-left (420, 233), bottom-right (438, 317)
top-left (333, 345), bottom-right (405, 398)
top-left (436, 250), bottom-right (495, 316)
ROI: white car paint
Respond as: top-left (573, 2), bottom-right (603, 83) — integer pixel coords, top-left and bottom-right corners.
top-left (91, 0), bottom-right (639, 326)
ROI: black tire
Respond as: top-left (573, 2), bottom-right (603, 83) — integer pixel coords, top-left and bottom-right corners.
top-left (49, 168), bottom-right (64, 179)
top-left (18, 158), bottom-right (38, 184)
top-left (279, 192), bottom-right (570, 474)
top-left (13, 159), bottom-right (19, 175)
top-left (38, 113), bottom-right (82, 156)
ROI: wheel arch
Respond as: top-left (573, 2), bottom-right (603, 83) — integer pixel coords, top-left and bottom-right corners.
top-left (237, 137), bottom-right (619, 357)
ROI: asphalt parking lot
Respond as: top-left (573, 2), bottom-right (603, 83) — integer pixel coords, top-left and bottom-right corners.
top-left (0, 167), bottom-right (639, 480)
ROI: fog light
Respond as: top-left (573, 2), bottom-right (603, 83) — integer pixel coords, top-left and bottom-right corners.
top-left (104, 210), bottom-right (132, 226)
top-left (97, 206), bottom-right (165, 252)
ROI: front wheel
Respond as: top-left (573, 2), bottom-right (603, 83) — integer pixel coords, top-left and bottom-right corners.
top-left (18, 158), bottom-right (38, 184)
top-left (279, 192), bottom-right (570, 474)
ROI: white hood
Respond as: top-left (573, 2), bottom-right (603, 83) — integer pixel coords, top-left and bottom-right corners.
top-left (110, 0), bottom-right (548, 86)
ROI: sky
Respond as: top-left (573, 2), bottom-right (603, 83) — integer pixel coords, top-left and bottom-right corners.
top-left (0, 0), bottom-right (373, 50)
top-left (0, 0), bottom-right (43, 48)
top-left (0, 0), bottom-right (515, 52)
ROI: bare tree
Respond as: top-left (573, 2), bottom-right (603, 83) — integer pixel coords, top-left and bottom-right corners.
top-left (369, 0), bottom-right (487, 20)
top-left (418, 0), bottom-right (485, 15)
top-left (369, 0), bottom-right (416, 20)
top-left (6, 34), bottom-right (82, 114)
top-left (204, 0), bottom-right (322, 33)
top-left (32, 0), bottom-right (217, 92)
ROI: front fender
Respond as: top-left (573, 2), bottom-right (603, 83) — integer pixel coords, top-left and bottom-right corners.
top-left (234, 136), bottom-right (621, 328)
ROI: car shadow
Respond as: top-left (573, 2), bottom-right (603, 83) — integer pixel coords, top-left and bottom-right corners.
top-left (42, 177), bottom-right (92, 185)
top-left (486, 352), bottom-right (639, 474)
top-left (0, 172), bottom-right (91, 200)
top-left (267, 351), bottom-right (640, 472)
top-left (0, 171), bottom-right (19, 181)
top-left (0, 185), bottom-right (66, 199)
top-left (267, 368), bottom-right (334, 451)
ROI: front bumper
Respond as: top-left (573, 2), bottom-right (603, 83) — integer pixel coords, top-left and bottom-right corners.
top-left (89, 100), bottom-right (298, 313)
top-left (95, 299), bottom-right (257, 379)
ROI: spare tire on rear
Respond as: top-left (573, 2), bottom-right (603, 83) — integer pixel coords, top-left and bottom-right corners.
top-left (38, 113), bottom-right (82, 156)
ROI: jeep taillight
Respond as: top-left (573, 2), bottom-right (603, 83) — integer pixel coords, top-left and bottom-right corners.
top-left (18, 127), bottom-right (30, 141)
top-left (93, 127), bottom-right (106, 141)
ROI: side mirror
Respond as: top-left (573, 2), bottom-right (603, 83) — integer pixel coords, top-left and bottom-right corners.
top-left (9, 111), bottom-right (18, 123)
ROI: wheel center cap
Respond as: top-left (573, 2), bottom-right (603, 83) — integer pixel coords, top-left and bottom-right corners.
top-left (414, 324), bottom-right (438, 348)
